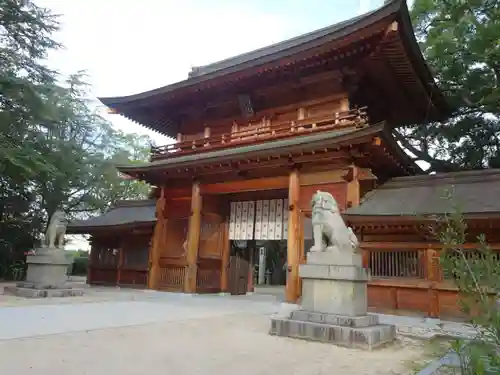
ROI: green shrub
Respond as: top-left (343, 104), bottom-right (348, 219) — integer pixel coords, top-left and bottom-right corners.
top-left (71, 256), bottom-right (89, 276)
top-left (430, 191), bottom-right (500, 375)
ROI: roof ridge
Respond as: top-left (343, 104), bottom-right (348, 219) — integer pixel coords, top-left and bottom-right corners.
top-left (188, 0), bottom-right (400, 78)
top-left (99, 0), bottom-right (405, 107)
top-left (380, 169), bottom-right (500, 189)
top-left (113, 199), bottom-right (156, 208)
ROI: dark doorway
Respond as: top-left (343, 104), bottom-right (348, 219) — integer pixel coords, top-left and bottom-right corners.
top-left (254, 240), bottom-right (287, 286)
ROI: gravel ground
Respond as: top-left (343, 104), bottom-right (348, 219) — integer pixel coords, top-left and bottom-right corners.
top-left (0, 285), bottom-right (425, 374)
top-left (0, 313), bottom-right (423, 375)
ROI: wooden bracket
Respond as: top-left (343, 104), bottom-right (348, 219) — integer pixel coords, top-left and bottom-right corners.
top-left (372, 136), bottom-right (382, 146)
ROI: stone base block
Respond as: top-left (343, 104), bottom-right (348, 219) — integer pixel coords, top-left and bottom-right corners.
top-left (301, 276), bottom-right (368, 316)
top-left (25, 249), bottom-right (72, 289)
top-left (270, 310), bottom-right (396, 350)
top-left (307, 248), bottom-right (363, 267)
top-left (291, 310), bottom-right (379, 327)
top-left (4, 286), bottom-right (84, 298)
top-left (270, 315), bottom-right (396, 350)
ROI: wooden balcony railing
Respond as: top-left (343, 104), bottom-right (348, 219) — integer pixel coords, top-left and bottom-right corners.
top-left (151, 107), bottom-right (368, 161)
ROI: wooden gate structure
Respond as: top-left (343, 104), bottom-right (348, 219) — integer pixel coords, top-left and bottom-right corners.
top-left (64, 1), bottom-right (500, 318)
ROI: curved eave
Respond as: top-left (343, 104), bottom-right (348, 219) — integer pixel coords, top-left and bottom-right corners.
top-left (67, 221), bottom-right (155, 235)
top-left (394, 2), bottom-right (451, 120)
top-left (115, 125), bottom-right (385, 176)
top-left (380, 127), bottom-right (423, 175)
top-left (115, 122), bottom-right (420, 185)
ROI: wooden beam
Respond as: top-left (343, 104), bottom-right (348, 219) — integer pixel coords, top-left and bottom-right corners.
top-left (201, 176), bottom-right (289, 195)
top-left (184, 181), bottom-right (202, 293)
top-left (301, 170), bottom-right (347, 185)
top-left (286, 168), bottom-right (301, 303)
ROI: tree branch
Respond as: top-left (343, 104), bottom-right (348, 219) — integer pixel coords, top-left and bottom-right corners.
top-left (392, 130), bottom-right (460, 172)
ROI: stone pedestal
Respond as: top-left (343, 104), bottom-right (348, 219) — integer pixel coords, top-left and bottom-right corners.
top-left (270, 247), bottom-right (396, 350)
top-left (4, 247), bottom-right (84, 298)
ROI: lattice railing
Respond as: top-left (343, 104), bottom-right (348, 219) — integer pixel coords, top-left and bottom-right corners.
top-left (368, 249), bottom-right (425, 279)
top-left (151, 107), bottom-right (367, 160)
top-left (157, 265), bottom-right (185, 291)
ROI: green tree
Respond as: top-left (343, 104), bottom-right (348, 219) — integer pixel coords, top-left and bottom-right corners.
top-left (0, 0), bottom-right (151, 278)
top-left (1, 0), bottom-right (63, 275)
top-left (0, 0), bottom-right (61, 176)
top-left (395, 0), bottom-right (500, 172)
top-left (32, 72), bottom-right (151, 221)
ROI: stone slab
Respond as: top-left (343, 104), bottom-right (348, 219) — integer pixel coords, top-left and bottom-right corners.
top-left (299, 264), bottom-right (368, 281)
top-left (307, 248), bottom-right (363, 267)
top-left (269, 316), bottom-right (396, 350)
top-left (291, 310), bottom-right (379, 327)
top-left (4, 286), bottom-right (84, 298)
top-left (301, 277), bottom-right (368, 316)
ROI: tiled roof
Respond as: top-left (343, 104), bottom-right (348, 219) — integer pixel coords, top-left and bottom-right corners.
top-left (345, 169), bottom-right (500, 217)
top-left (98, 0), bottom-right (449, 137)
top-left (67, 200), bottom-right (156, 233)
top-left (100, 0), bottom-right (404, 106)
top-left (117, 124), bottom-right (398, 175)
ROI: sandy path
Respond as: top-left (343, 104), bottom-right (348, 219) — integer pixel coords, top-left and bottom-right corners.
top-left (0, 313), bottom-right (423, 375)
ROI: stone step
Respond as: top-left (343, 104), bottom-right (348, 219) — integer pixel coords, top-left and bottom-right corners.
top-left (290, 310), bottom-right (380, 328)
top-left (270, 316), bottom-right (396, 351)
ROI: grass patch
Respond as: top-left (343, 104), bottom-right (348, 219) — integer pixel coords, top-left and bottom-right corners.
top-left (406, 337), bottom-right (451, 374)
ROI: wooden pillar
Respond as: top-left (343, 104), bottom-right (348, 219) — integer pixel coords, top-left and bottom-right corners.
top-left (286, 167), bottom-right (301, 303)
top-left (184, 180), bottom-right (202, 293)
top-left (117, 247), bottom-right (124, 286)
top-left (425, 247), bottom-right (441, 282)
top-left (247, 243), bottom-right (254, 293)
top-left (297, 107), bottom-right (306, 120)
top-left (148, 188), bottom-right (167, 290)
top-left (340, 97), bottom-right (349, 112)
top-left (425, 247), bottom-right (441, 318)
top-left (362, 248), bottom-right (369, 269)
top-left (345, 164), bottom-right (360, 208)
top-left (220, 220), bottom-right (230, 292)
top-left (87, 239), bottom-right (94, 285)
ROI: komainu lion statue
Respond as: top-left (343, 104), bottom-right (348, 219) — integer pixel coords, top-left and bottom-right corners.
top-left (44, 210), bottom-right (67, 248)
top-left (310, 191), bottom-right (359, 252)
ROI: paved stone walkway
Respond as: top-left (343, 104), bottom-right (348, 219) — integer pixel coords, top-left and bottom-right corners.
top-left (0, 293), bottom-right (276, 340)
top-left (0, 288), bottom-right (431, 374)
top-left (0, 286), bottom-right (479, 374)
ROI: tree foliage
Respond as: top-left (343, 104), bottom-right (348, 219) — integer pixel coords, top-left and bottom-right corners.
top-left (397, 0), bottom-right (500, 171)
top-left (0, 0), bottom-right (151, 278)
top-left (431, 194), bottom-right (500, 374)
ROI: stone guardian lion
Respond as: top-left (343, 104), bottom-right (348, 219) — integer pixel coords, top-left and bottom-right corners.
top-left (310, 191), bottom-right (359, 252)
top-left (44, 210), bottom-right (67, 249)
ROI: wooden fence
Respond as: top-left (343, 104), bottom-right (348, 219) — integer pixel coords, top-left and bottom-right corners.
top-left (363, 243), bottom-right (500, 318)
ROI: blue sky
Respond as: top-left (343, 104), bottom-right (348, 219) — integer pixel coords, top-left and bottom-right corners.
top-left (35, 0), bottom-right (396, 145)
